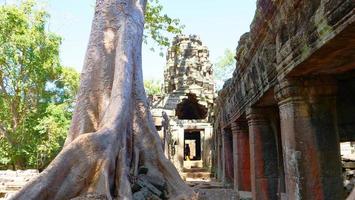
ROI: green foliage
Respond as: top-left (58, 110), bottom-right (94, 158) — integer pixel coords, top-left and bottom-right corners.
top-left (213, 49), bottom-right (236, 90)
top-left (33, 102), bottom-right (72, 169)
top-left (51, 67), bottom-right (80, 104)
top-left (0, 1), bottom-right (79, 170)
top-left (144, 79), bottom-right (162, 96)
top-left (144, 0), bottom-right (184, 54)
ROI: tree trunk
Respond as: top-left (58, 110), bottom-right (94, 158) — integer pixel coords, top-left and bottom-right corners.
top-left (10, 0), bottom-right (194, 199)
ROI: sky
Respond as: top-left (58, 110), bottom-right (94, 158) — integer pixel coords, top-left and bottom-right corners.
top-left (1, 0), bottom-right (257, 81)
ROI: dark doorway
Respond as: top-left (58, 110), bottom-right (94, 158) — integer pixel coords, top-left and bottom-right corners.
top-left (184, 130), bottom-right (201, 161)
top-left (176, 93), bottom-right (207, 120)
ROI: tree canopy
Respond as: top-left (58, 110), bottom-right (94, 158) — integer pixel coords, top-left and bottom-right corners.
top-left (144, 0), bottom-right (184, 54)
top-left (0, 1), bottom-right (79, 169)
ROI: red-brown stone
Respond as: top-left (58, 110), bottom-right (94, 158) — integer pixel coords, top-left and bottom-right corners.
top-left (246, 108), bottom-right (279, 200)
top-left (231, 120), bottom-right (251, 192)
top-left (222, 128), bottom-right (234, 185)
top-left (275, 78), bottom-right (344, 200)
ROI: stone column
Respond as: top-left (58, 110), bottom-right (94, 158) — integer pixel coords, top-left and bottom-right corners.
top-left (162, 111), bottom-right (170, 159)
top-left (178, 128), bottom-right (184, 171)
top-left (247, 108), bottom-right (279, 200)
top-left (221, 128), bottom-right (226, 184)
top-left (231, 119), bottom-right (251, 192)
top-left (275, 77), bottom-right (343, 200)
top-left (217, 131), bottom-right (223, 181)
top-left (222, 127), bottom-right (234, 185)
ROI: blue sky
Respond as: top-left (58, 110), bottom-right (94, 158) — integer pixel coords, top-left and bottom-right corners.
top-left (1, 0), bottom-right (257, 80)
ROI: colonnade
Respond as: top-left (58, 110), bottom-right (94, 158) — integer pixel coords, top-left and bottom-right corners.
top-left (218, 77), bottom-right (344, 199)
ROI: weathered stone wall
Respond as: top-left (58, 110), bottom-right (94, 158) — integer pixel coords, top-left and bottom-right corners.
top-left (214, 0), bottom-right (354, 199)
top-left (0, 170), bottom-right (39, 199)
top-left (216, 0), bottom-right (354, 126)
top-left (164, 35), bottom-right (214, 95)
top-left (151, 35), bottom-right (215, 176)
top-left (158, 35), bottom-right (215, 121)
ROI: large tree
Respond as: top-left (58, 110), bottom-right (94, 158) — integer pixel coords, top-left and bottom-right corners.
top-left (11, 0), bottom-right (194, 199)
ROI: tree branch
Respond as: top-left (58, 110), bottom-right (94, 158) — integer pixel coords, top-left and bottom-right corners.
top-left (0, 123), bottom-right (16, 146)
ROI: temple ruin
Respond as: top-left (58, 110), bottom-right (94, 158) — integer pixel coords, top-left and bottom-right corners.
top-left (214, 0), bottom-right (354, 199)
top-left (1, 1), bottom-right (354, 199)
top-left (150, 35), bottom-right (215, 180)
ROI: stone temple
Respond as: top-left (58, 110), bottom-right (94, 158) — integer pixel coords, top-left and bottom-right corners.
top-left (213, 0), bottom-right (355, 199)
top-left (1, 1), bottom-right (354, 199)
top-left (150, 35), bottom-right (215, 180)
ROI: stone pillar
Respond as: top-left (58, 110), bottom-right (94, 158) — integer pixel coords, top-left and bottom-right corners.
top-left (247, 108), bottom-right (279, 200)
top-left (275, 77), bottom-right (343, 200)
top-left (221, 128), bottom-right (226, 184)
top-left (231, 119), bottom-right (251, 192)
top-left (222, 128), bottom-right (234, 185)
top-left (217, 131), bottom-right (223, 181)
top-left (162, 111), bottom-right (170, 159)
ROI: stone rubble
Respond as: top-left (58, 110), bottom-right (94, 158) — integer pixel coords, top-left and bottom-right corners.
top-left (0, 169), bottom-right (254, 199)
top-left (71, 193), bottom-right (107, 200)
top-left (131, 167), bottom-right (167, 200)
top-left (0, 170), bottom-right (39, 199)
top-left (1, 164), bottom-right (353, 200)
top-left (343, 157), bottom-right (355, 196)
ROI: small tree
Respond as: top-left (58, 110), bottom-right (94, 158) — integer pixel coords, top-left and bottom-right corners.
top-left (144, 79), bottom-right (162, 96)
top-left (213, 49), bottom-right (236, 90)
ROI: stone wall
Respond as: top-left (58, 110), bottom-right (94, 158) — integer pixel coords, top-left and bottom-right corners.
top-left (0, 170), bottom-right (39, 199)
top-left (157, 35), bottom-right (215, 121)
top-left (214, 0), bottom-right (354, 199)
top-left (150, 35), bottom-right (215, 175)
top-left (164, 35), bottom-right (214, 95)
top-left (216, 0), bottom-right (354, 126)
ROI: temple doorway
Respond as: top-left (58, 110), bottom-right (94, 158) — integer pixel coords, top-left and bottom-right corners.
top-left (184, 130), bottom-right (201, 161)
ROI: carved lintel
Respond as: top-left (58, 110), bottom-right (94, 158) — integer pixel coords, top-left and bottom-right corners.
top-left (245, 107), bottom-right (270, 127)
top-left (231, 119), bottom-right (248, 134)
top-left (274, 76), bottom-right (337, 105)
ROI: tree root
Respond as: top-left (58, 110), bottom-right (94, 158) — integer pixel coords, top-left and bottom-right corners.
top-left (10, 112), bottom-right (196, 200)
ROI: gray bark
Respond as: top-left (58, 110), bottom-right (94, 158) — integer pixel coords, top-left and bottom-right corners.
top-left (348, 189), bottom-right (355, 200)
top-left (10, 0), bottom-right (194, 199)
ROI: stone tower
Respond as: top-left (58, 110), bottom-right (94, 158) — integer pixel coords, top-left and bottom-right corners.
top-left (160, 35), bottom-right (215, 121)
top-left (164, 35), bottom-right (214, 95)
top-left (151, 35), bottom-right (215, 176)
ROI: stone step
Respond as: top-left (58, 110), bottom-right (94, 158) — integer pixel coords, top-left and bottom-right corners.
top-left (239, 191), bottom-right (252, 200)
top-left (343, 161), bottom-right (355, 169)
top-left (195, 188), bottom-right (238, 200)
top-left (187, 181), bottom-right (224, 189)
top-left (182, 172), bottom-right (212, 181)
top-left (182, 167), bottom-right (209, 173)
